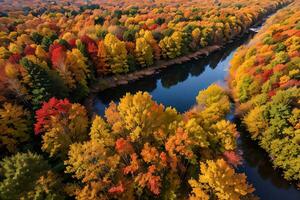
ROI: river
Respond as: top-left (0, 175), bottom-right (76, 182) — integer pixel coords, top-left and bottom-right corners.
top-left (93, 30), bottom-right (300, 200)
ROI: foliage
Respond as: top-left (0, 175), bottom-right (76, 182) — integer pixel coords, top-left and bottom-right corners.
top-left (0, 152), bottom-right (66, 200)
top-left (229, 3), bottom-right (300, 182)
top-left (34, 97), bottom-right (88, 158)
top-left (103, 33), bottom-right (129, 73)
top-left (0, 103), bottom-right (31, 153)
top-left (135, 37), bottom-right (153, 67)
top-left (65, 88), bottom-right (242, 199)
top-left (189, 159), bottom-right (254, 200)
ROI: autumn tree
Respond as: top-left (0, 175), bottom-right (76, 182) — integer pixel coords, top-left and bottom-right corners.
top-left (0, 103), bottom-right (32, 153)
top-left (34, 97), bottom-right (89, 158)
top-left (159, 31), bottom-right (184, 59)
top-left (104, 33), bottom-right (129, 73)
top-left (135, 37), bottom-right (154, 67)
top-left (189, 159), bottom-right (254, 200)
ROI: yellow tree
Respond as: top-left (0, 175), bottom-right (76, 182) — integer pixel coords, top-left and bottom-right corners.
top-left (189, 159), bottom-right (254, 200)
top-left (64, 48), bottom-right (90, 89)
top-left (135, 37), bottom-right (153, 67)
top-left (142, 30), bottom-right (161, 60)
top-left (159, 31), bottom-right (183, 59)
top-left (104, 33), bottom-right (129, 73)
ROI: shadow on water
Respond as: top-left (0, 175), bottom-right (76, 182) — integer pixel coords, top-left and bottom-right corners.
top-left (94, 32), bottom-right (300, 199)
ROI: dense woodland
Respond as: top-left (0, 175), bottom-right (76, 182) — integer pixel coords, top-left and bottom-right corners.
top-left (0, 0), bottom-right (298, 200)
top-left (229, 1), bottom-right (300, 183)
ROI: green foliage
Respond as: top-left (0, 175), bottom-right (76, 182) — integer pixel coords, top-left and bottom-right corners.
top-left (0, 152), bottom-right (66, 200)
top-left (20, 58), bottom-right (52, 109)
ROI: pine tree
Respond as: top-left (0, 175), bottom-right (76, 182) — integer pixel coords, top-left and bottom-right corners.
top-left (20, 57), bottom-right (52, 109)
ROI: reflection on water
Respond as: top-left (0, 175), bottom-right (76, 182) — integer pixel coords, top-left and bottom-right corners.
top-left (94, 32), bottom-right (300, 199)
top-left (94, 34), bottom-right (252, 114)
top-left (235, 119), bottom-right (300, 200)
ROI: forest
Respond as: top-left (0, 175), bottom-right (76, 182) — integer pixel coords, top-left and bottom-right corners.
top-left (0, 0), bottom-right (299, 200)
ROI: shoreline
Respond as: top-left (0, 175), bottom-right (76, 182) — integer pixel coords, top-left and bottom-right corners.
top-left (89, 13), bottom-right (277, 94)
top-left (84, 3), bottom-right (290, 113)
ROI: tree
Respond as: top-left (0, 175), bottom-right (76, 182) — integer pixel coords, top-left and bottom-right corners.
top-left (244, 106), bottom-right (267, 139)
top-left (142, 30), bottom-right (161, 60)
top-left (196, 84), bottom-right (230, 120)
top-left (96, 40), bottom-right (110, 75)
top-left (189, 159), bottom-right (254, 200)
top-left (159, 31), bottom-right (183, 59)
top-left (135, 37), bottom-right (153, 67)
top-left (20, 58), bottom-right (53, 108)
top-left (34, 97), bottom-right (88, 158)
top-left (0, 152), bottom-right (66, 200)
top-left (0, 103), bottom-right (31, 153)
top-left (104, 33), bottom-right (129, 73)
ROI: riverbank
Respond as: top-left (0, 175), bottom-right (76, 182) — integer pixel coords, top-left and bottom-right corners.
top-left (89, 2), bottom-right (291, 94)
top-left (85, 3), bottom-right (290, 113)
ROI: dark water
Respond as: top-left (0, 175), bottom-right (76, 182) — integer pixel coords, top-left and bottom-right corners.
top-left (94, 33), bottom-right (300, 199)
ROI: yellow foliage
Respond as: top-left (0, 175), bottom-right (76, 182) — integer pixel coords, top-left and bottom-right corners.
top-left (135, 37), bottom-right (153, 67)
top-left (104, 33), bottom-right (128, 73)
top-left (35, 45), bottom-right (48, 60)
top-left (5, 63), bottom-right (18, 78)
top-left (0, 103), bottom-right (31, 153)
top-left (190, 159), bottom-right (254, 200)
top-left (244, 106), bottom-right (267, 139)
top-left (90, 115), bottom-right (115, 146)
top-left (159, 31), bottom-right (183, 59)
top-left (8, 43), bottom-right (22, 54)
top-left (196, 84), bottom-right (230, 118)
top-left (0, 47), bottom-right (10, 59)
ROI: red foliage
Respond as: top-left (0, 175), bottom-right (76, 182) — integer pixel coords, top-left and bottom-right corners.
top-left (159, 152), bottom-right (168, 167)
top-left (289, 50), bottom-right (300, 58)
top-left (24, 45), bottom-right (36, 55)
top-left (34, 97), bottom-right (71, 135)
top-left (141, 24), bottom-right (148, 30)
top-left (273, 64), bottom-right (286, 73)
top-left (256, 55), bottom-right (266, 65)
top-left (49, 43), bottom-right (66, 68)
top-left (280, 79), bottom-right (300, 89)
top-left (148, 175), bottom-right (161, 195)
top-left (146, 165), bottom-right (161, 195)
top-left (261, 69), bottom-right (273, 82)
top-left (281, 29), bottom-right (300, 37)
top-left (272, 82), bottom-right (280, 89)
top-left (81, 35), bottom-right (98, 56)
top-left (148, 24), bottom-right (158, 30)
top-left (223, 151), bottom-right (242, 167)
top-left (68, 38), bottom-right (77, 48)
top-left (268, 90), bottom-right (276, 98)
top-left (125, 42), bottom-right (135, 55)
top-left (8, 53), bottom-right (21, 64)
top-left (108, 182), bottom-right (125, 194)
top-left (123, 153), bottom-right (139, 175)
top-left (115, 138), bottom-right (134, 154)
top-left (272, 32), bottom-right (287, 42)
